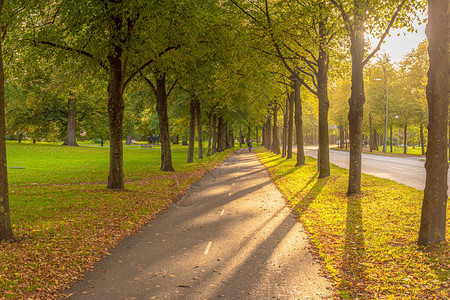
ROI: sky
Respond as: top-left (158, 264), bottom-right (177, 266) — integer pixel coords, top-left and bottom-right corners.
top-left (369, 22), bottom-right (427, 63)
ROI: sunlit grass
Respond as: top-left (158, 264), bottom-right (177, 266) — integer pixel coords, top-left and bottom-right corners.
top-left (1, 142), bottom-right (235, 299)
top-left (256, 149), bottom-right (449, 299)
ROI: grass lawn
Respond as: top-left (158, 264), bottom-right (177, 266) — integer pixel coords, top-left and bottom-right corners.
top-left (0, 141), bottom-right (235, 299)
top-left (256, 149), bottom-right (449, 299)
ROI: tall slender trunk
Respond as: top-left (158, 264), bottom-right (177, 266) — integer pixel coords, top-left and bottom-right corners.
top-left (339, 124), bottom-right (344, 149)
top-left (271, 106), bottom-right (280, 154)
top-left (64, 90), bottom-right (78, 146)
top-left (403, 124), bottom-right (407, 154)
top-left (0, 8), bottom-right (12, 239)
top-left (217, 116), bottom-right (226, 152)
top-left (373, 129), bottom-right (378, 151)
top-left (107, 52), bottom-right (125, 189)
top-left (239, 126), bottom-right (243, 147)
top-left (369, 114), bottom-right (373, 152)
top-left (287, 92), bottom-right (294, 159)
top-left (207, 113), bottom-right (212, 156)
top-left (317, 16), bottom-right (330, 178)
top-left (155, 73), bottom-right (174, 171)
top-left (225, 122), bottom-right (230, 149)
top-left (256, 126), bottom-right (259, 146)
top-left (420, 123), bottom-right (425, 155)
top-left (196, 100), bottom-right (203, 159)
top-left (266, 117), bottom-right (272, 151)
top-left (212, 114), bottom-right (217, 154)
top-left (390, 124), bottom-right (393, 153)
top-left (187, 97), bottom-right (196, 163)
top-left (282, 101), bottom-right (288, 157)
top-left (247, 125), bottom-right (251, 142)
top-left (418, 0), bottom-right (449, 246)
top-left (347, 18), bottom-right (365, 195)
top-left (294, 80), bottom-right (305, 166)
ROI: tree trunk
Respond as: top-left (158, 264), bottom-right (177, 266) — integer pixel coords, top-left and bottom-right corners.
top-left (282, 100), bottom-right (288, 157)
top-left (403, 124), bottom-right (407, 154)
top-left (212, 114), bottom-right (217, 154)
top-left (106, 53), bottom-right (125, 189)
top-left (0, 13), bottom-right (13, 239)
top-left (390, 124), bottom-right (393, 153)
top-left (369, 114), bottom-right (373, 152)
top-left (373, 128), bottom-right (378, 151)
top-left (256, 126), bottom-right (259, 146)
top-left (287, 92), bottom-right (294, 159)
top-left (317, 19), bottom-right (330, 177)
top-left (271, 106), bottom-right (281, 154)
top-left (207, 113), bottom-right (212, 156)
top-left (418, 0), bottom-right (449, 246)
top-left (187, 97), bottom-right (196, 163)
top-left (173, 134), bottom-right (179, 145)
top-left (155, 73), bottom-right (174, 171)
top-left (225, 122), bottom-right (230, 149)
top-left (217, 116), bottom-right (226, 152)
top-left (239, 126), bottom-right (243, 147)
top-left (196, 100), bottom-right (203, 159)
top-left (247, 125), bottom-right (251, 142)
top-left (420, 123), bottom-right (425, 155)
top-left (294, 80), bottom-right (305, 166)
top-left (347, 18), bottom-right (365, 195)
top-left (64, 90), bottom-right (78, 146)
top-left (266, 117), bottom-right (272, 151)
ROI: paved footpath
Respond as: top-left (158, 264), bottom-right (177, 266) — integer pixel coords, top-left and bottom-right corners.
top-left (64, 149), bottom-right (332, 299)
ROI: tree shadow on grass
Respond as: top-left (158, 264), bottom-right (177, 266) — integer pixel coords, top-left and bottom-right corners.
top-left (294, 173), bottom-right (326, 214)
top-left (342, 194), bottom-right (366, 298)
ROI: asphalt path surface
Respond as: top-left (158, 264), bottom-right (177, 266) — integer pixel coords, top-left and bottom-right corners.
top-left (303, 147), bottom-right (444, 193)
top-left (64, 149), bottom-right (332, 299)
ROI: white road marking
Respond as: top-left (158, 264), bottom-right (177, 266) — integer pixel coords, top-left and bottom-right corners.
top-left (220, 209), bottom-right (225, 216)
top-left (391, 166), bottom-right (405, 171)
top-left (204, 241), bottom-right (213, 255)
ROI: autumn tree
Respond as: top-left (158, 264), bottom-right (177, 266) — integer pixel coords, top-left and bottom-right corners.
top-left (329, 0), bottom-right (425, 194)
top-left (29, 1), bottom-right (182, 187)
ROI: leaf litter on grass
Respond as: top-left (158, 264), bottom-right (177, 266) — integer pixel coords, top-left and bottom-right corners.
top-left (0, 145), bottom-right (235, 299)
top-left (256, 150), bottom-right (449, 299)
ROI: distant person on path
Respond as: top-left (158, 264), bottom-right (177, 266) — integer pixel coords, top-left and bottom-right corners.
top-left (247, 140), bottom-right (252, 152)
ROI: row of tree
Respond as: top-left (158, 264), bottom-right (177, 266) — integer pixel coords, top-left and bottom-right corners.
top-left (0, 0), bottom-right (448, 249)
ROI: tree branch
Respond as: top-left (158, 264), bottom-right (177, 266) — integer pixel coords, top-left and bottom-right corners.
top-left (123, 45), bottom-right (180, 88)
top-left (167, 79), bottom-right (178, 98)
top-left (328, 0), bottom-right (352, 35)
top-left (362, 0), bottom-right (406, 66)
top-left (141, 73), bottom-right (157, 96)
top-left (35, 40), bottom-right (108, 71)
top-left (228, 0), bottom-right (260, 24)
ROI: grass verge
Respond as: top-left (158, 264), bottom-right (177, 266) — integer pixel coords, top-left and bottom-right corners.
top-left (0, 143), bottom-right (235, 299)
top-left (256, 149), bottom-right (449, 299)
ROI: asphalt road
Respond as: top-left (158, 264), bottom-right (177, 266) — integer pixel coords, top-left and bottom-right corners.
top-left (303, 147), bottom-right (442, 192)
top-left (64, 149), bottom-right (332, 299)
